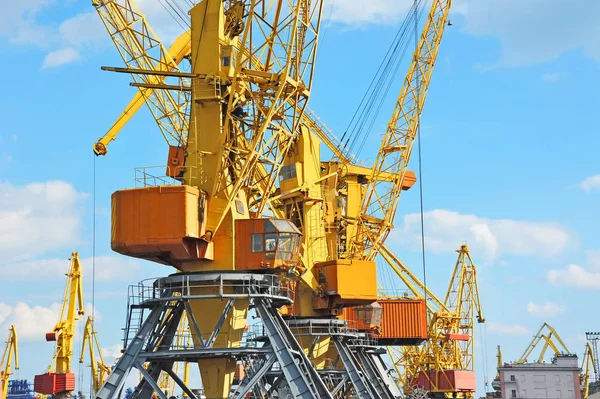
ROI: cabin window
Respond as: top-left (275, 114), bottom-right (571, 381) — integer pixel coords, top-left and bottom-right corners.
top-left (264, 233), bottom-right (277, 259)
top-left (252, 234), bottom-right (263, 252)
top-left (280, 164), bottom-right (297, 181)
top-left (510, 375), bottom-right (515, 382)
top-left (511, 390), bottom-right (517, 398)
top-left (371, 306), bottom-right (383, 325)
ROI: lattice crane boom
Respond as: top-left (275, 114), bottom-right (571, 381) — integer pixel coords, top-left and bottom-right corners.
top-left (0, 325), bottom-right (18, 399)
top-left (80, 317), bottom-right (111, 395)
top-left (516, 323), bottom-right (570, 364)
top-left (92, 0), bottom-right (190, 154)
top-left (582, 342), bottom-right (597, 399)
top-left (351, 0), bottom-right (452, 260)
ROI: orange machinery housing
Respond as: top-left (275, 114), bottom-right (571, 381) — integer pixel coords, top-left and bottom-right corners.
top-left (111, 184), bottom-right (303, 271)
top-left (235, 218), bottom-right (301, 271)
top-left (344, 298), bottom-right (428, 345)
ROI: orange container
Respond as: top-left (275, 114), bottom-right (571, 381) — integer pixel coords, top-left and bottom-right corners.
top-left (377, 299), bottom-right (427, 345)
top-left (416, 370), bottom-right (475, 392)
top-left (34, 373), bottom-right (75, 394)
top-left (111, 185), bottom-right (211, 267)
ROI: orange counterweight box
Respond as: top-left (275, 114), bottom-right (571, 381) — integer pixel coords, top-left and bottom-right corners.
top-left (111, 185), bottom-right (212, 268)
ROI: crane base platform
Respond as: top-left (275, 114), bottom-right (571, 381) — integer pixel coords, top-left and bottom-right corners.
top-left (94, 272), bottom-right (333, 399)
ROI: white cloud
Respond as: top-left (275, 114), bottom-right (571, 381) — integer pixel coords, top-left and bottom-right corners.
top-left (487, 322), bottom-right (530, 336)
top-left (327, 0), bottom-right (412, 27)
top-left (0, 255), bottom-right (142, 282)
top-left (526, 301), bottom-right (566, 318)
top-left (101, 344), bottom-right (123, 360)
top-left (59, 12), bottom-right (106, 47)
top-left (0, 0), bottom-right (55, 39)
top-left (579, 175), bottom-right (600, 193)
top-left (0, 180), bottom-right (87, 261)
top-left (0, 302), bottom-right (61, 341)
top-left (541, 72), bottom-right (564, 83)
top-left (391, 209), bottom-right (572, 261)
top-left (454, 0), bottom-right (600, 67)
top-left (548, 264), bottom-right (600, 290)
top-left (0, 301), bottom-right (98, 341)
top-left (42, 47), bottom-right (81, 68)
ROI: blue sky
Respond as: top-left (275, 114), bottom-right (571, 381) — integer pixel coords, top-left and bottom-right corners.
top-left (0, 0), bottom-right (599, 396)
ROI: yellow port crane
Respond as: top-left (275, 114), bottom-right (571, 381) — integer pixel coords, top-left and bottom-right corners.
top-left (35, 252), bottom-right (84, 399)
top-left (515, 323), bottom-right (570, 364)
top-left (80, 317), bottom-right (111, 395)
top-left (386, 244), bottom-right (485, 398)
top-left (92, 0), bottom-right (461, 397)
top-left (581, 343), bottom-right (597, 399)
top-left (1, 325), bottom-right (18, 399)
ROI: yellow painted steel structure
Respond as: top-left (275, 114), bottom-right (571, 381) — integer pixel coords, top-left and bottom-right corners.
top-left (581, 343), bottom-right (597, 399)
top-left (516, 323), bottom-right (570, 364)
top-left (386, 245), bottom-right (484, 398)
top-left (0, 325), bottom-right (18, 399)
top-left (80, 317), bottom-right (111, 395)
top-left (91, 0), bottom-right (464, 397)
top-left (348, 0), bottom-right (453, 261)
top-left (49, 253), bottom-right (85, 376)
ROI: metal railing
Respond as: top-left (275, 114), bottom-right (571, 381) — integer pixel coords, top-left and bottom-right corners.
top-left (134, 165), bottom-right (197, 187)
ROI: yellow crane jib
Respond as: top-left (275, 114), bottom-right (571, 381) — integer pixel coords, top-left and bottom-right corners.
top-left (34, 252), bottom-right (84, 399)
top-left (1, 325), bottom-right (18, 399)
top-left (348, 0), bottom-right (452, 261)
top-left (581, 342), bottom-right (597, 399)
top-left (393, 244), bottom-right (484, 399)
top-left (80, 317), bottom-right (111, 395)
top-left (516, 322), bottom-right (570, 364)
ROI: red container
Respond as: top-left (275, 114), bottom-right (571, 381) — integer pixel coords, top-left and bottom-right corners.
top-left (377, 299), bottom-right (428, 345)
top-left (416, 370), bottom-right (476, 393)
top-left (34, 373), bottom-right (75, 394)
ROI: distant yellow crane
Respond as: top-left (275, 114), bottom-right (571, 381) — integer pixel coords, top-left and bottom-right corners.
top-left (516, 323), bottom-right (570, 364)
top-left (80, 317), bottom-right (111, 394)
top-left (581, 342), bottom-right (597, 399)
top-left (386, 244), bottom-right (485, 398)
top-left (35, 253), bottom-right (85, 398)
top-left (1, 325), bottom-right (18, 399)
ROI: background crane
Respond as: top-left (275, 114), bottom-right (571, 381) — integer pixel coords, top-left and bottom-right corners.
top-left (80, 317), bottom-right (111, 395)
top-left (581, 343), bottom-right (597, 399)
top-left (386, 244), bottom-right (485, 398)
top-left (34, 253), bottom-right (84, 399)
top-left (515, 323), bottom-right (570, 364)
top-left (1, 325), bottom-right (18, 399)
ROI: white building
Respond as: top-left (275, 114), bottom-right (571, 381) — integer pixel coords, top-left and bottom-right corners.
top-left (498, 355), bottom-right (581, 399)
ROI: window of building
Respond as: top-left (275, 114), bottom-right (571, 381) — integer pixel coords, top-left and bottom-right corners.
top-left (511, 375), bottom-right (515, 382)
top-left (512, 390), bottom-right (517, 398)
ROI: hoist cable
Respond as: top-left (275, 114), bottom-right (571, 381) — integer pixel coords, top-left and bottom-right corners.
top-left (340, 0), bottom-right (426, 160)
top-left (413, 0), bottom-right (429, 371)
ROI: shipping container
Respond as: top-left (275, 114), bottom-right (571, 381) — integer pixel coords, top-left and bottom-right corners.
top-left (377, 299), bottom-right (428, 345)
top-left (34, 373), bottom-right (75, 395)
top-left (416, 370), bottom-right (476, 392)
